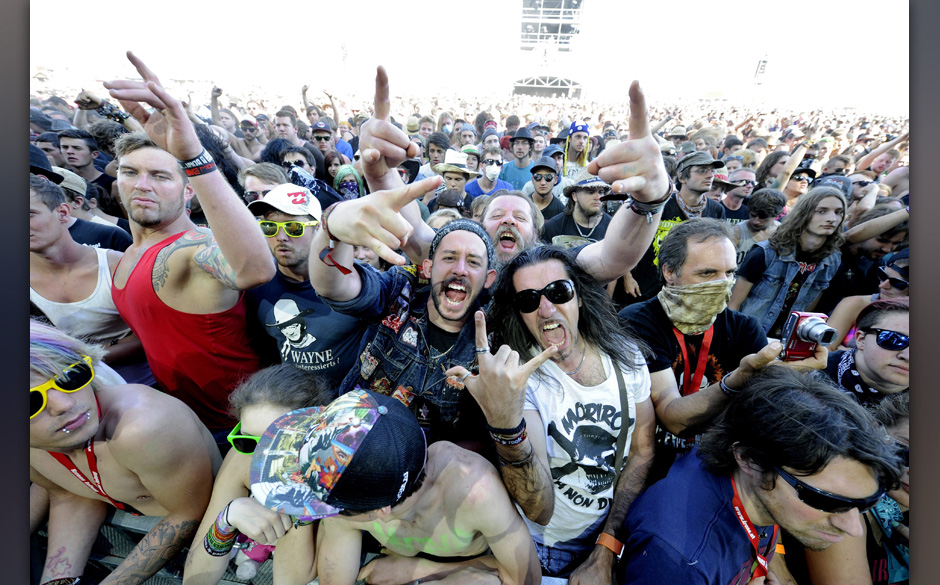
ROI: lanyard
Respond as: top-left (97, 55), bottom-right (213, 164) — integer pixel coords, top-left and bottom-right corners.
top-left (730, 476), bottom-right (778, 580)
top-left (671, 326), bottom-right (713, 396)
top-left (46, 397), bottom-right (130, 511)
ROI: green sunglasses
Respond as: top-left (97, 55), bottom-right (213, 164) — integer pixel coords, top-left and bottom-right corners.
top-left (227, 421), bottom-right (261, 455)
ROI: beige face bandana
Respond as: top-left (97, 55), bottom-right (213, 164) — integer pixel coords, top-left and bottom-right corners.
top-left (657, 278), bottom-right (736, 335)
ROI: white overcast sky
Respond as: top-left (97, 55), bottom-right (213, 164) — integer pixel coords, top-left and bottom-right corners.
top-left (30, 0), bottom-right (909, 115)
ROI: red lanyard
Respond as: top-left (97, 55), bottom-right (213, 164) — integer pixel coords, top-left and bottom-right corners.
top-left (46, 398), bottom-right (130, 511)
top-left (730, 476), bottom-right (778, 580)
top-left (672, 326), bottom-right (713, 396)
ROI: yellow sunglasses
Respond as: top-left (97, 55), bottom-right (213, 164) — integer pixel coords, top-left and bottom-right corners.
top-left (30, 356), bottom-right (94, 419)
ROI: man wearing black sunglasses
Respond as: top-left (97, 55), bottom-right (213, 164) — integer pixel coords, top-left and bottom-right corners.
top-left (30, 320), bottom-right (223, 585)
top-left (824, 298), bottom-right (909, 411)
top-left (620, 366), bottom-right (903, 584)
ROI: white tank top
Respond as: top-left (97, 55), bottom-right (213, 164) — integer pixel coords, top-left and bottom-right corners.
top-left (30, 248), bottom-right (131, 345)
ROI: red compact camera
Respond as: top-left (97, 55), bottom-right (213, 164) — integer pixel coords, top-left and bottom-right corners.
top-left (780, 311), bottom-right (837, 361)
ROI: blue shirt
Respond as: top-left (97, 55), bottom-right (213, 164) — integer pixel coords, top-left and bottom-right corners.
top-left (465, 178), bottom-right (514, 197)
top-left (499, 159), bottom-right (535, 190)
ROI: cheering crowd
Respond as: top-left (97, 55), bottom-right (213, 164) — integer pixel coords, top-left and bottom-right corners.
top-left (29, 52), bottom-right (910, 585)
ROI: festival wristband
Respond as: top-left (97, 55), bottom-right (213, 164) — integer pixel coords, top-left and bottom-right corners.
top-left (319, 202), bottom-right (342, 243)
top-left (628, 184), bottom-right (673, 224)
top-left (487, 419), bottom-right (528, 446)
top-left (596, 532), bottom-right (624, 558)
top-left (203, 502), bottom-right (239, 556)
top-left (179, 149), bottom-right (218, 178)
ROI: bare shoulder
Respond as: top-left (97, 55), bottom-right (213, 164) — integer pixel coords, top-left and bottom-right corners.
top-left (100, 384), bottom-right (210, 458)
top-left (430, 442), bottom-right (503, 503)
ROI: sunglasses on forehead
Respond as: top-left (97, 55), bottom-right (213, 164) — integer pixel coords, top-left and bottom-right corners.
top-left (31, 356), bottom-right (94, 419)
top-left (864, 328), bottom-right (909, 351)
top-left (515, 279), bottom-right (576, 313)
top-left (227, 421), bottom-right (260, 455)
top-left (258, 219), bottom-right (318, 238)
top-left (877, 266), bottom-right (909, 290)
top-left (775, 466), bottom-right (885, 514)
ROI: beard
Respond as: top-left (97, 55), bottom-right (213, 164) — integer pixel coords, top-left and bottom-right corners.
top-left (492, 224), bottom-right (536, 266)
top-left (429, 276), bottom-right (477, 324)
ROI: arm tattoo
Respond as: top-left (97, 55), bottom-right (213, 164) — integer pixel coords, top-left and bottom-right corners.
top-left (43, 546), bottom-right (74, 578)
top-left (496, 442), bottom-right (553, 521)
top-left (151, 228), bottom-right (239, 291)
top-left (102, 518), bottom-right (200, 585)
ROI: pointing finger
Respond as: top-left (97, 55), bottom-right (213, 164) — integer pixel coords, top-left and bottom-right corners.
top-left (627, 81), bottom-right (650, 140)
top-left (473, 311), bottom-right (489, 350)
top-left (373, 66), bottom-right (390, 121)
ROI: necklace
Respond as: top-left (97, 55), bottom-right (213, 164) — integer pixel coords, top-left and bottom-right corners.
top-left (574, 215), bottom-right (600, 239)
top-left (563, 345), bottom-right (588, 376)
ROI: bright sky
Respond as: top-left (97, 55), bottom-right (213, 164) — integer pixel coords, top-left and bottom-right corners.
top-left (30, 0), bottom-right (909, 115)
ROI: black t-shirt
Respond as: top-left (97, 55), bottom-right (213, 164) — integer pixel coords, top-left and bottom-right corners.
top-left (815, 248), bottom-right (879, 315)
top-left (720, 202), bottom-right (750, 225)
top-left (301, 141), bottom-right (327, 181)
top-left (621, 297), bottom-right (767, 481)
top-left (623, 196), bottom-right (727, 307)
top-left (536, 195), bottom-right (566, 221)
top-left (68, 218), bottom-right (132, 251)
top-left (737, 246), bottom-right (817, 338)
top-left (91, 172), bottom-right (115, 195)
top-left (541, 211), bottom-right (612, 244)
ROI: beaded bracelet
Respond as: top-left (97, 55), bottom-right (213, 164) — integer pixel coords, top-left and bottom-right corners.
top-left (95, 100), bottom-right (131, 124)
top-left (203, 502), bottom-right (239, 556)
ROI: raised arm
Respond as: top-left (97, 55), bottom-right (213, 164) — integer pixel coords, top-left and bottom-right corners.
top-left (209, 86), bottom-right (223, 127)
top-left (769, 143), bottom-right (809, 190)
top-left (104, 52), bottom-right (275, 290)
top-left (843, 205), bottom-right (909, 243)
top-left (855, 132), bottom-right (908, 171)
top-left (446, 311), bottom-right (559, 525)
top-left (581, 81), bottom-right (672, 284)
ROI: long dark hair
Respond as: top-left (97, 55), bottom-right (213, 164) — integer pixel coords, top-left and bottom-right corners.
top-left (697, 367), bottom-right (903, 491)
top-left (769, 186), bottom-right (846, 261)
top-left (755, 150), bottom-right (789, 186)
top-left (487, 246), bottom-right (648, 373)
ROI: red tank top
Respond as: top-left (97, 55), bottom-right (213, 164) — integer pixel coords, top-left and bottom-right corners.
top-left (111, 231), bottom-right (261, 431)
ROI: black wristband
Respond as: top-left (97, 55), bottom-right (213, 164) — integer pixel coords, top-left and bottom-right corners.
top-left (485, 419), bottom-right (526, 435)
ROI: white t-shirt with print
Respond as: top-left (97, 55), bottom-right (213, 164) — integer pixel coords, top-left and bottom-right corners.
top-left (521, 350), bottom-right (651, 554)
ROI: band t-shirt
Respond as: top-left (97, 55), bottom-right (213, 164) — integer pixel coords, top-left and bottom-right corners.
top-left (737, 247), bottom-right (817, 338)
top-left (720, 203), bottom-right (750, 224)
top-left (522, 351), bottom-right (651, 558)
top-left (244, 270), bottom-right (369, 390)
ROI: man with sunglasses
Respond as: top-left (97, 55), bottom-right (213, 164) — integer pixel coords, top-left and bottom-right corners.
top-left (619, 366), bottom-right (903, 585)
top-left (449, 246), bottom-right (656, 583)
top-left (230, 119), bottom-right (265, 162)
top-left (718, 167), bottom-right (758, 223)
top-left (523, 155), bottom-right (566, 221)
top-left (30, 320), bottom-right (223, 585)
top-left (824, 298), bottom-right (909, 411)
top-left (542, 171), bottom-right (614, 244)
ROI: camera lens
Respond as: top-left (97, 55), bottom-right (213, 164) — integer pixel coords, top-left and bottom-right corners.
top-left (798, 318), bottom-right (837, 345)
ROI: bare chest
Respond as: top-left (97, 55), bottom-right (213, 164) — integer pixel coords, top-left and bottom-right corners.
top-left (367, 516), bottom-right (488, 558)
top-left (31, 444), bottom-right (165, 515)
top-left (31, 264), bottom-right (100, 303)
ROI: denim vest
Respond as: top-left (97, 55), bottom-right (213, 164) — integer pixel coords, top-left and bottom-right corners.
top-left (740, 241), bottom-right (842, 334)
top-left (323, 264), bottom-right (481, 443)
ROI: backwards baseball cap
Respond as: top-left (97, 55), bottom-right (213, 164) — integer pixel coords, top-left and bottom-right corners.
top-left (811, 174), bottom-right (852, 199)
top-left (250, 390), bottom-right (427, 519)
top-left (542, 144), bottom-right (564, 159)
top-left (429, 218), bottom-right (495, 268)
top-left (247, 183), bottom-right (323, 220)
top-left (676, 151), bottom-right (725, 175)
top-left (51, 166), bottom-right (87, 196)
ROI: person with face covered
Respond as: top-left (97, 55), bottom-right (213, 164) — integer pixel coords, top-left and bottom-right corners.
top-left (620, 219), bottom-right (826, 482)
top-left (465, 146), bottom-right (513, 198)
top-left (332, 164), bottom-right (366, 200)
